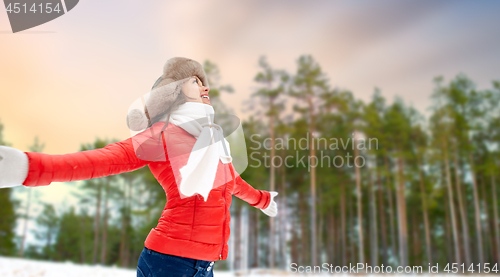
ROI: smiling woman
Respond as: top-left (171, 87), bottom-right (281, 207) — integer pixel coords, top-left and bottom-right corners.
top-left (130, 59), bottom-right (213, 132)
top-left (181, 76), bottom-right (211, 105)
top-left (0, 57), bottom-right (278, 277)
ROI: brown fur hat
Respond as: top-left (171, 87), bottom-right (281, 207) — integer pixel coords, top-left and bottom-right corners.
top-left (154, 57), bottom-right (208, 89)
top-left (126, 57), bottom-right (208, 131)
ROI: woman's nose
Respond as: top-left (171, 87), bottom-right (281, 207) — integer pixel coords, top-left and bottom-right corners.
top-left (201, 86), bottom-right (210, 93)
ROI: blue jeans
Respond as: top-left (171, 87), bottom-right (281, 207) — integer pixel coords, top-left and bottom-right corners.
top-left (137, 247), bottom-right (215, 277)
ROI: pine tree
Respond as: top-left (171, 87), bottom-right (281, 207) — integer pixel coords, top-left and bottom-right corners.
top-left (252, 56), bottom-right (288, 268)
top-left (289, 55), bottom-right (328, 266)
top-left (34, 203), bottom-right (58, 260)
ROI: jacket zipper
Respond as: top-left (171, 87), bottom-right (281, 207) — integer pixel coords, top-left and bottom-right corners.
top-left (219, 165), bottom-right (228, 260)
top-left (191, 194), bottom-right (197, 240)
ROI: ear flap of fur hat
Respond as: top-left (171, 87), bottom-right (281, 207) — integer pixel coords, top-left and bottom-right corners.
top-left (126, 81), bottom-right (184, 131)
top-left (126, 108), bottom-right (148, 131)
top-left (144, 81), bottom-right (182, 121)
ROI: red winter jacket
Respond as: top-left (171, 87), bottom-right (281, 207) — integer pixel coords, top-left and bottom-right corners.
top-left (22, 122), bottom-right (271, 261)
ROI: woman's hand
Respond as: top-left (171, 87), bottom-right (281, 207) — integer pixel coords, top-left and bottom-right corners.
top-left (260, 191), bottom-right (278, 217)
top-left (0, 146), bottom-right (29, 188)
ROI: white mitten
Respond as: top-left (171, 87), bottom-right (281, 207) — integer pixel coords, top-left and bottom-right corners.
top-left (260, 191), bottom-right (278, 217)
top-left (0, 146), bottom-right (29, 188)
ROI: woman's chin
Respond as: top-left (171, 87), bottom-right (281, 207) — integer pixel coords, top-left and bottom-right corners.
top-left (202, 99), bottom-right (211, 106)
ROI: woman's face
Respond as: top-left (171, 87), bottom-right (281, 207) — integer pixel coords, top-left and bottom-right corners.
top-left (181, 76), bottom-right (211, 106)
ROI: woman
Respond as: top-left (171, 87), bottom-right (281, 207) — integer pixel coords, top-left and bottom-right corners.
top-left (0, 57), bottom-right (278, 277)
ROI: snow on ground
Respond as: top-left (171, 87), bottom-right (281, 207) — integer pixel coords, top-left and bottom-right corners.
top-left (0, 257), bottom-right (302, 277)
top-left (0, 256), bottom-right (136, 277)
top-left (0, 256), bottom-right (490, 276)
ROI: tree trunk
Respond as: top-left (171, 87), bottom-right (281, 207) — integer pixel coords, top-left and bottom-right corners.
top-left (480, 174), bottom-right (492, 262)
top-left (47, 222), bottom-right (53, 260)
top-left (93, 180), bottom-right (102, 265)
top-left (318, 207), bottom-right (323, 265)
top-left (492, 174), bottom-right (500, 263)
top-left (377, 163), bottom-right (388, 265)
top-left (234, 208), bottom-right (241, 270)
top-left (119, 176), bottom-right (132, 267)
top-left (411, 214), bottom-right (418, 263)
top-left (341, 181), bottom-right (347, 266)
top-left (253, 210), bottom-right (259, 267)
top-left (396, 155), bottom-right (408, 267)
top-left (100, 183), bottom-right (109, 265)
top-left (19, 189), bottom-right (32, 257)
top-left (417, 154), bottom-right (432, 265)
top-left (468, 152), bottom-right (483, 264)
top-left (119, 215), bottom-right (126, 266)
top-left (269, 100), bottom-right (276, 268)
top-left (80, 211), bottom-right (86, 263)
top-left (385, 156), bottom-right (398, 265)
top-left (452, 143), bottom-right (472, 266)
top-left (328, 211), bottom-right (336, 264)
top-left (443, 140), bottom-right (461, 264)
top-left (348, 183), bottom-right (355, 263)
top-left (307, 94), bottom-right (317, 266)
top-left (124, 179), bottom-right (132, 268)
top-left (242, 206), bottom-right (249, 271)
top-left (368, 165), bottom-right (378, 266)
top-left (353, 131), bottom-right (364, 264)
top-left (254, 212), bottom-right (260, 267)
top-left (279, 151), bottom-right (287, 269)
top-left (291, 222), bottom-right (299, 266)
top-left (300, 191), bottom-right (309, 264)
top-left (444, 186), bottom-right (453, 263)
top-left (336, 214), bottom-right (342, 266)
top-left (119, 179), bottom-right (127, 267)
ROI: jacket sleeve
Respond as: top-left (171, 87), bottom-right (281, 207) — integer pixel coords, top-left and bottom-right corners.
top-left (232, 172), bottom-right (271, 210)
top-left (23, 137), bottom-right (149, 187)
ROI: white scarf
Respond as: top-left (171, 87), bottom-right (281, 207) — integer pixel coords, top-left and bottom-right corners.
top-left (169, 102), bottom-right (232, 200)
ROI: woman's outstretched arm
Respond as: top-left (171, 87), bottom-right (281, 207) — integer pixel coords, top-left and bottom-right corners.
top-left (0, 123), bottom-right (167, 189)
top-left (232, 169), bottom-right (271, 209)
top-left (23, 137), bottom-right (149, 187)
top-left (231, 163), bottom-right (278, 217)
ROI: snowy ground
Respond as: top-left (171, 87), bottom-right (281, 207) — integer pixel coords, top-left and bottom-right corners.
top-left (0, 257), bottom-right (492, 276)
top-left (0, 256), bottom-right (310, 277)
